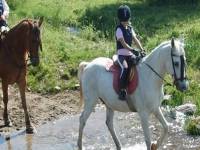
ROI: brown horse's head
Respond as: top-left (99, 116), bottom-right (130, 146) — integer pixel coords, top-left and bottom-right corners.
top-left (28, 17), bottom-right (43, 66)
top-left (2, 18), bottom-right (43, 67)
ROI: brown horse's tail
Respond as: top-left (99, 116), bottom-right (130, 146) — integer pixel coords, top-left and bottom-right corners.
top-left (78, 61), bottom-right (89, 109)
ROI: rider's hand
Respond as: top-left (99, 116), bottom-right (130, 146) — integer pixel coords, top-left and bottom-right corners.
top-left (140, 51), bottom-right (146, 57)
top-left (0, 15), bottom-right (5, 20)
top-left (131, 48), bottom-right (139, 56)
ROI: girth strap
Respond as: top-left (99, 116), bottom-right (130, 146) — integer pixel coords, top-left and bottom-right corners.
top-left (126, 95), bottom-right (136, 112)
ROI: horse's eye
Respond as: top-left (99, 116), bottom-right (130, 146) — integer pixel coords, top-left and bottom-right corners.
top-left (174, 62), bottom-right (179, 67)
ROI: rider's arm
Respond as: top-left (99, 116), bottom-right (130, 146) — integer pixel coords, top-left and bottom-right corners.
top-left (132, 29), bottom-right (144, 52)
top-left (133, 36), bottom-right (144, 51)
top-left (118, 38), bottom-right (134, 51)
top-left (2, 0), bottom-right (9, 19)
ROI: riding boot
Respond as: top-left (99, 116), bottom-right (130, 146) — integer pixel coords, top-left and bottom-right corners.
top-left (119, 68), bottom-right (128, 100)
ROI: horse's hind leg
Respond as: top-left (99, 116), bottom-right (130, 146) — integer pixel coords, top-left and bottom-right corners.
top-left (77, 96), bottom-right (97, 150)
top-left (17, 80), bottom-right (34, 134)
top-left (106, 107), bottom-right (121, 150)
top-left (2, 81), bottom-right (12, 126)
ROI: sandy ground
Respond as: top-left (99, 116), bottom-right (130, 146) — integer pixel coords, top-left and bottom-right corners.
top-left (0, 85), bottom-right (80, 133)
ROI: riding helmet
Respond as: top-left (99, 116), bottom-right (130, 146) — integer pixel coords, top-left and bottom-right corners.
top-left (117, 5), bottom-right (131, 22)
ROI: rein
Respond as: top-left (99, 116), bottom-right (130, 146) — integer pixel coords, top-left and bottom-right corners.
top-left (144, 62), bottom-right (172, 86)
top-left (143, 47), bottom-right (181, 87)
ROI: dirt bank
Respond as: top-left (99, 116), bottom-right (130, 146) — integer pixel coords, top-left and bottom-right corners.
top-left (0, 85), bottom-right (80, 133)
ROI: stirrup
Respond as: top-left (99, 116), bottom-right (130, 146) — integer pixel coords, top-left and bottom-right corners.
top-left (118, 89), bottom-right (127, 101)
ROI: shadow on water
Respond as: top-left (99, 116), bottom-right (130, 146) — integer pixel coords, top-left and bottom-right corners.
top-left (0, 106), bottom-right (200, 150)
top-left (78, 1), bottom-right (200, 41)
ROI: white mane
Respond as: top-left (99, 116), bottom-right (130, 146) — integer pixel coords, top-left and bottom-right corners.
top-left (149, 39), bottom-right (185, 56)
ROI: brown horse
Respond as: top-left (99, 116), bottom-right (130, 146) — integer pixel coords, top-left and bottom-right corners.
top-left (0, 18), bottom-right (43, 133)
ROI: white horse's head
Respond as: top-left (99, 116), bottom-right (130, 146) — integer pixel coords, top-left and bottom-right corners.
top-left (165, 38), bottom-right (189, 92)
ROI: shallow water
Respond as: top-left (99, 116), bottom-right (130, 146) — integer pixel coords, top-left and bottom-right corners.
top-left (0, 106), bottom-right (200, 150)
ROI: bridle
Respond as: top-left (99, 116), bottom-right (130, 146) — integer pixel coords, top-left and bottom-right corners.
top-left (144, 47), bottom-right (186, 86)
top-left (27, 21), bottom-right (42, 66)
top-left (171, 50), bottom-right (187, 84)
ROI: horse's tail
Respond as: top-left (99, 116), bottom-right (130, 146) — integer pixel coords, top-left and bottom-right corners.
top-left (78, 61), bottom-right (89, 109)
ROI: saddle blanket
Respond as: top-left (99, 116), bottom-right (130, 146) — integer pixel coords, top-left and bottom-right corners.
top-left (105, 59), bottom-right (138, 94)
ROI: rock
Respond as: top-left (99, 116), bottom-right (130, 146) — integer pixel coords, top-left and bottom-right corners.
top-left (54, 86), bottom-right (61, 91)
top-left (163, 94), bottom-right (172, 100)
top-left (175, 103), bottom-right (196, 116)
top-left (0, 104), bottom-right (3, 109)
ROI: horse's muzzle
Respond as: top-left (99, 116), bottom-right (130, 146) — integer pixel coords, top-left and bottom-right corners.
top-left (30, 57), bottom-right (39, 66)
top-left (175, 79), bottom-right (189, 92)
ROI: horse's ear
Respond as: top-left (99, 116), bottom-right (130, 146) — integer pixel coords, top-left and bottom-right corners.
top-left (171, 38), bottom-right (175, 48)
top-left (38, 17), bottom-right (44, 27)
top-left (179, 35), bottom-right (184, 44)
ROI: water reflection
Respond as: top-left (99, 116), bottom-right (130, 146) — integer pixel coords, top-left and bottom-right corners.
top-left (0, 130), bottom-right (32, 150)
top-left (0, 107), bottom-right (200, 150)
top-left (122, 144), bottom-right (146, 150)
top-left (6, 140), bottom-right (12, 150)
top-left (26, 135), bottom-right (33, 150)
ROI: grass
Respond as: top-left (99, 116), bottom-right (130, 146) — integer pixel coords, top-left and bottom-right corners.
top-left (185, 117), bottom-right (200, 136)
top-left (7, 0), bottom-right (200, 116)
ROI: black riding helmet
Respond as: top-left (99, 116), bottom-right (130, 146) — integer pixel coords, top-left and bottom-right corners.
top-left (117, 5), bottom-right (131, 22)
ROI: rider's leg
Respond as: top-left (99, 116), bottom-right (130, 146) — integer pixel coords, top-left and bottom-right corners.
top-left (0, 19), bottom-right (9, 33)
top-left (118, 55), bottom-right (128, 100)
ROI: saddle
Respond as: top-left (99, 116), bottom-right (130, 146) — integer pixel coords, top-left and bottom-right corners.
top-left (105, 55), bottom-right (138, 94)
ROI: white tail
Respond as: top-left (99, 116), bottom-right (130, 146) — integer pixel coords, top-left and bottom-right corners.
top-left (78, 62), bottom-right (89, 81)
top-left (78, 61), bottom-right (89, 108)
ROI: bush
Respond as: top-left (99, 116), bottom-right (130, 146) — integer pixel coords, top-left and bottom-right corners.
top-left (185, 117), bottom-right (200, 136)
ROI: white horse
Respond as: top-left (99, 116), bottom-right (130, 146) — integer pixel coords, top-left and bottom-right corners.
top-left (77, 38), bottom-right (188, 150)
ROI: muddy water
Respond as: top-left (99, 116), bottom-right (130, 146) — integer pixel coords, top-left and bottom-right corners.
top-left (0, 106), bottom-right (200, 150)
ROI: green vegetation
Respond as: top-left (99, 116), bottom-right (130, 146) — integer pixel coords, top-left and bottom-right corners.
top-left (7, 0), bottom-right (200, 132)
top-left (185, 117), bottom-right (200, 136)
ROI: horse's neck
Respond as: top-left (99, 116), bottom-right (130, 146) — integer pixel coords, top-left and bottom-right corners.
top-left (2, 34), bottom-right (28, 65)
top-left (140, 44), bottom-right (169, 87)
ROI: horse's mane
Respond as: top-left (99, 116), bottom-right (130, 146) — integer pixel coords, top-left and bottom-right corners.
top-left (3, 19), bottom-right (41, 46)
top-left (150, 39), bottom-right (184, 56)
top-left (152, 41), bottom-right (170, 52)
top-left (8, 19), bottom-right (33, 34)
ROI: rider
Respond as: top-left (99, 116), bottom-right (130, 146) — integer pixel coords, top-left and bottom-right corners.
top-left (116, 5), bottom-right (144, 100)
top-left (0, 0), bottom-right (9, 33)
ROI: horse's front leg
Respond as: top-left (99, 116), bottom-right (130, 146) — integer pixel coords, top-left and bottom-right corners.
top-left (106, 107), bottom-right (121, 150)
top-left (17, 79), bottom-right (34, 134)
top-left (139, 112), bottom-right (152, 150)
top-left (153, 107), bottom-right (169, 149)
top-left (2, 81), bottom-right (12, 126)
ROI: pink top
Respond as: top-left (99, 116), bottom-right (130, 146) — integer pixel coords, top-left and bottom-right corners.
top-left (116, 27), bottom-right (136, 56)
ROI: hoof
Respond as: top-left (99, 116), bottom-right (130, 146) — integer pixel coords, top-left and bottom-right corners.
top-left (151, 143), bottom-right (157, 150)
top-left (4, 120), bottom-right (12, 127)
top-left (26, 126), bottom-right (36, 134)
top-left (77, 141), bottom-right (82, 150)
